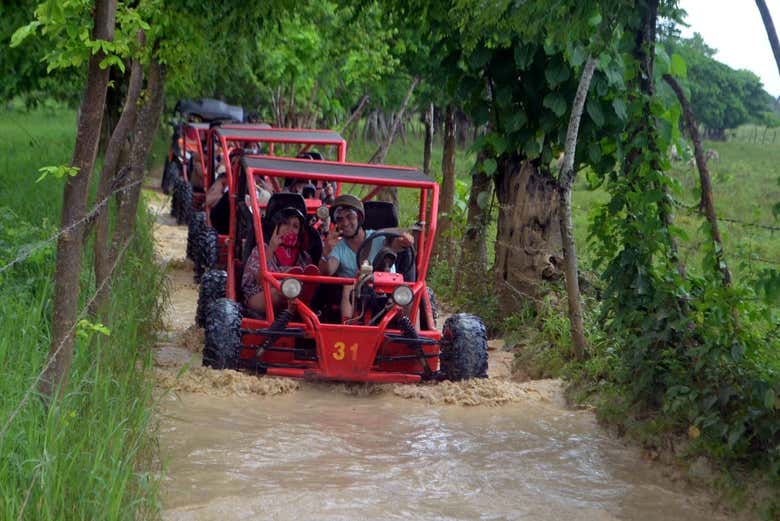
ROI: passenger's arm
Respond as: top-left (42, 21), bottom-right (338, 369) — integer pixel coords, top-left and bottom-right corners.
top-left (205, 177), bottom-right (226, 207)
top-left (319, 252), bottom-right (340, 276)
top-left (319, 229), bottom-right (341, 275)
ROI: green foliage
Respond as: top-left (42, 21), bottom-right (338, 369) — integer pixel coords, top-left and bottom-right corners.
top-left (503, 294), bottom-right (574, 379)
top-left (75, 318), bottom-right (111, 340)
top-left (10, 0), bottom-right (147, 72)
top-left (660, 33), bottom-right (775, 136)
top-left (662, 281), bottom-right (779, 456)
top-left (0, 1), bottom-right (83, 104)
top-left (756, 268), bottom-right (780, 304)
top-left (579, 13), bottom-right (780, 491)
top-left (144, 0), bottom-right (402, 125)
top-left (36, 164), bottom-right (79, 182)
top-left (0, 107), bottom-right (164, 519)
top-left (248, 0), bottom-right (399, 121)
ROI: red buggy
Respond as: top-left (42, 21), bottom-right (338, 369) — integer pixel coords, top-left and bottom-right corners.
top-left (161, 99), bottom-right (245, 224)
top-left (196, 156), bottom-right (488, 383)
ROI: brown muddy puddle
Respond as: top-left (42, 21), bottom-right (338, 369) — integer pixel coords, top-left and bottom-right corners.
top-left (158, 384), bottom-right (729, 521)
top-left (147, 189), bottom-right (734, 521)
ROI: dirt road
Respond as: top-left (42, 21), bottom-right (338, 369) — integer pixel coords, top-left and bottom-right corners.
top-left (147, 191), bottom-right (736, 521)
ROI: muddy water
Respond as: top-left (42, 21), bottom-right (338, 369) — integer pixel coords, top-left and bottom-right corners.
top-left (148, 190), bottom-right (733, 521)
top-left (158, 384), bottom-right (733, 521)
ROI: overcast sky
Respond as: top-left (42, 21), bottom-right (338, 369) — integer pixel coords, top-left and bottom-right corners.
top-left (678, 0), bottom-right (780, 97)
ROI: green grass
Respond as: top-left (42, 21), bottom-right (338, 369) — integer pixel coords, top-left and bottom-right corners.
top-left (570, 138), bottom-right (780, 283)
top-left (0, 106), bottom-right (164, 520)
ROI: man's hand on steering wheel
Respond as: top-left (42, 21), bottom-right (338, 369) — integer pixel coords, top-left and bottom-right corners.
top-left (354, 230), bottom-right (415, 273)
top-left (389, 231), bottom-right (414, 251)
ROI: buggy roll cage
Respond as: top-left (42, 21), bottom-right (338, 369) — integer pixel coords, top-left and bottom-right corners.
top-left (204, 124), bottom-right (348, 238)
top-left (177, 123), bottom-right (210, 184)
top-left (174, 98), bottom-right (245, 123)
top-left (236, 155), bottom-right (439, 326)
top-left (169, 99), bottom-right (245, 179)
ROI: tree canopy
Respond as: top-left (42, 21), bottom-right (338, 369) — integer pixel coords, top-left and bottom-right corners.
top-left (662, 32), bottom-right (776, 137)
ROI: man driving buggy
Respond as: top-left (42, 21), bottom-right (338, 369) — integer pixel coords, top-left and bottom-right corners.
top-left (318, 194), bottom-right (414, 320)
top-left (319, 194), bottom-right (413, 277)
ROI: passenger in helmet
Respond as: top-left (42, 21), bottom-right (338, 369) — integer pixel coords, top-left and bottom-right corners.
top-left (241, 206), bottom-right (316, 314)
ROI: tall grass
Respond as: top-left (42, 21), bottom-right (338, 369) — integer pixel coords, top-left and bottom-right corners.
top-left (0, 106), bottom-right (164, 520)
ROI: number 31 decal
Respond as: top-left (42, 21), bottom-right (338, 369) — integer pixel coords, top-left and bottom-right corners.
top-left (332, 341), bottom-right (359, 361)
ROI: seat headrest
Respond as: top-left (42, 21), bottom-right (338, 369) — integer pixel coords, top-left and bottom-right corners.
top-left (363, 201), bottom-right (398, 229)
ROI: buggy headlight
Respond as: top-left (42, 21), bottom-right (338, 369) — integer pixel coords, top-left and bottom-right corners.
top-left (392, 285), bottom-right (413, 306)
top-left (280, 278), bottom-right (302, 299)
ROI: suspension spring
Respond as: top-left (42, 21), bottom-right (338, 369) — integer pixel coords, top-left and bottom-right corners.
top-left (257, 308), bottom-right (294, 355)
top-left (394, 313), bottom-right (433, 380)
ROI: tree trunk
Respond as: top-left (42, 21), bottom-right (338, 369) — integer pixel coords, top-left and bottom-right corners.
top-left (755, 0), bottom-right (780, 77)
top-left (341, 94), bottom-right (369, 136)
top-left (369, 77), bottom-right (418, 165)
top-left (622, 0), bottom-right (686, 280)
top-left (493, 156), bottom-right (562, 306)
top-left (435, 104), bottom-right (457, 265)
top-left (40, 0), bottom-right (117, 400)
top-left (455, 109), bottom-right (470, 146)
top-left (663, 74), bottom-right (731, 286)
top-left (112, 59), bottom-right (165, 252)
top-left (287, 82), bottom-right (296, 128)
top-left (274, 86), bottom-right (284, 127)
top-left (378, 112), bottom-right (389, 142)
top-left (363, 110), bottom-right (378, 143)
top-left (558, 56), bottom-right (597, 361)
top-left (457, 152), bottom-right (493, 290)
top-left (370, 77), bottom-right (419, 208)
top-left (422, 103), bottom-right (434, 176)
top-left (399, 116), bottom-right (407, 145)
top-left (92, 34), bottom-right (145, 319)
top-left (304, 81), bottom-right (318, 128)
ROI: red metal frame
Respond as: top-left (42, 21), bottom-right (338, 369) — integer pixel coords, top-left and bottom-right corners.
top-left (203, 125), bottom-right (348, 271)
top-left (174, 122), bottom-right (211, 211)
top-left (223, 156), bottom-right (441, 383)
top-left (179, 123), bottom-right (210, 185)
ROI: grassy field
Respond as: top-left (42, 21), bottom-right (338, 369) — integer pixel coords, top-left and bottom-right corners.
top-left (569, 138), bottom-right (780, 286)
top-left (0, 106), bottom-right (165, 520)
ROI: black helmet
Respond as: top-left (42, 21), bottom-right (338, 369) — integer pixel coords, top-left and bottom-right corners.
top-left (272, 206), bottom-right (305, 226)
top-left (262, 193), bottom-right (307, 244)
top-left (283, 177), bottom-right (314, 189)
top-left (296, 151), bottom-right (323, 160)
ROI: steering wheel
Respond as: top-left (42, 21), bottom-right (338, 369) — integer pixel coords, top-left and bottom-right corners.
top-left (354, 231), bottom-right (416, 281)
